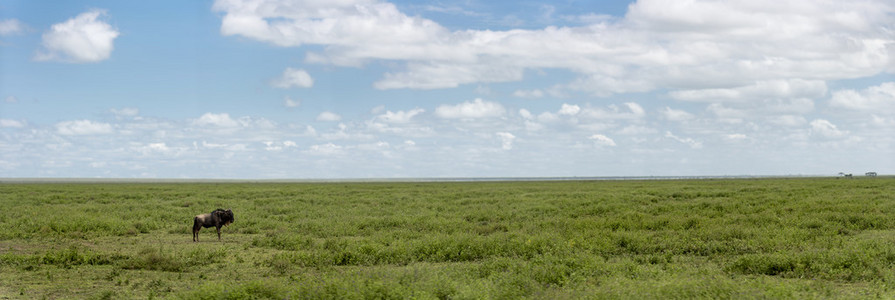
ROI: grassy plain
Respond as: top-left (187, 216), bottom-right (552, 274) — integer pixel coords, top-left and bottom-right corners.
top-left (1, 177), bottom-right (894, 299)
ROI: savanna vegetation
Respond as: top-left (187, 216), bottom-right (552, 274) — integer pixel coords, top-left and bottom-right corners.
top-left (1, 177), bottom-right (894, 299)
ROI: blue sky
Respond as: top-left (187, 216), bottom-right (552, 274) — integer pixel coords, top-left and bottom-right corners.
top-left (1, 0), bottom-right (893, 178)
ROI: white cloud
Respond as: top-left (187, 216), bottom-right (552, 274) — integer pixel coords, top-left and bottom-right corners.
top-left (0, 119), bottom-right (25, 128)
top-left (198, 141), bottom-right (229, 149)
top-left (357, 141), bottom-right (390, 151)
top-left (134, 142), bottom-right (188, 156)
top-left (263, 141), bottom-right (282, 151)
top-left (190, 113), bottom-right (275, 129)
top-left (768, 115), bottom-right (807, 127)
top-left (375, 108), bottom-right (425, 123)
top-left (567, 75), bottom-right (654, 97)
top-left (304, 125), bottom-right (318, 136)
top-left (320, 123), bottom-right (376, 140)
top-left (616, 125), bottom-right (656, 135)
top-left (725, 133), bottom-right (748, 140)
top-left (284, 96), bottom-right (301, 108)
top-left (193, 113), bottom-right (241, 127)
top-left (35, 10), bottom-right (119, 63)
top-left (306, 143), bottom-right (344, 155)
top-left (871, 115), bottom-right (895, 127)
top-left (661, 107), bottom-right (694, 122)
top-left (0, 19), bottom-right (24, 36)
top-left (147, 143), bottom-right (170, 152)
top-left (589, 134), bottom-right (616, 147)
top-left (110, 108), bottom-right (140, 120)
top-left (558, 104), bottom-right (580, 116)
top-left (496, 132), bottom-right (516, 150)
top-left (665, 131), bottom-right (703, 149)
top-left (513, 89), bottom-right (545, 98)
top-left (670, 79), bottom-right (828, 102)
top-left (706, 104), bottom-right (746, 123)
top-left (317, 111), bottom-right (342, 122)
top-left (435, 98), bottom-right (505, 119)
top-left (830, 82), bottom-right (895, 112)
top-left (56, 120), bottom-right (114, 135)
top-left (579, 102), bottom-right (645, 120)
top-left (263, 141), bottom-right (298, 151)
top-left (810, 119), bottom-right (848, 139)
top-left (272, 68), bottom-right (314, 89)
top-left (214, 0), bottom-right (895, 96)
top-left (370, 105), bottom-right (386, 114)
top-left (373, 63), bottom-right (524, 90)
top-left (4, 96), bottom-right (17, 103)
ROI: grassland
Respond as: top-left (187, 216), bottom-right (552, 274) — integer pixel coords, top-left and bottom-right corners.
top-left (1, 177), bottom-right (894, 299)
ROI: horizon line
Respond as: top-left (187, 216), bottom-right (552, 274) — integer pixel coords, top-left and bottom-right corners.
top-left (2, 174), bottom-right (879, 184)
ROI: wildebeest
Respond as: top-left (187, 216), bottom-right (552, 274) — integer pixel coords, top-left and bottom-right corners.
top-left (192, 208), bottom-right (234, 242)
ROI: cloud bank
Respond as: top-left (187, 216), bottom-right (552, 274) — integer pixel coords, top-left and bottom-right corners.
top-left (213, 0), bottom-right (895, 96)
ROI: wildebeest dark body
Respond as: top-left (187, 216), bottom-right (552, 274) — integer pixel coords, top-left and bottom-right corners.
top-left (192, 209), bottom-right (234, 242)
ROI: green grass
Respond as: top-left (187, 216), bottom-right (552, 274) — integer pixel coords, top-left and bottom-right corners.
top-left (1, 177), bottom-right (894, 299)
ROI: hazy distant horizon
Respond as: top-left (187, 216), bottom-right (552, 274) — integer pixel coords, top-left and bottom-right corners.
top-left (4, 174), bottom-right (883, 184)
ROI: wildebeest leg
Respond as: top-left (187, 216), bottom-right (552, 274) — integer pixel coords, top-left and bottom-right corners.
top-left (216, 226), bottom-right (222, 241)
top-left (193, 218), bottom-right (201, 242)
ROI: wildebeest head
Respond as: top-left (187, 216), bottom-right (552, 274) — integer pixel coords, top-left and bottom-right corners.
top-left (214, 208), bottom-right (234, 226)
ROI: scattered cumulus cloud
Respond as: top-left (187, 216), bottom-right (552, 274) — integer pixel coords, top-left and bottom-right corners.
top-left (769, 115), bottom-right (807, 127)
top-left (193, 112), bottom-right (242, 127)
top-left (34, 10), bottom-right (119, 63)
top-left (306, 143), bottom-right (344, 155)
top-left (579, 102), bottom-right (645, 120)
top-left (264, 141), bottom-right (296, 151)
top-left (134, 142), bottom-right (188, 157)
top-left (110, 108), bottom-right (139, 120)
top-left (0, 119), bottom-right (25, 128)
top-left (830, 82), bottom-right (895, 112)
top-left (375, 108), bottom-right (425, 123)
top-left (810, 119), bottom-right (848, 139)
top-left (197, 141), bottom-right (228, 149)
top-left (316, 111), bottom-right (342, 122)
top-left (145, 143), bottom-right (170, 153)
top-left (870, 115), bottom-right (895, 127)
top-left (513, 89), bottom-right (545, 98)
top-left (589, 134), bottom-right (616, 147)
top-left (496, 132), bottom-right (516, 150)
top-left (706, 104), bottom-right (746, 123)
top-left (665, 131), bottom-right (703, 149)
top-left (661, 107), bottom-right (694, 122)
top-left (558, 104), bottom-right (580, 116)
top-left (0, 19), bottom-right (24, 36)
top-left (435, 98), bottom-right (505, 119)
top-left (616, 125), bottom-right (656, 135)
top-left (284, 96), bottom-right (301, 108)
top-left (56, 120), bottom-right (114, 135)
top-left (725, 133), bottom-right (748, 140)
top-left (271, 68), bottom-right (314, 89)
top-left (190, 113), bottom-right (275, 129)
top-left (670, 80), bottom-right (828, 103)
